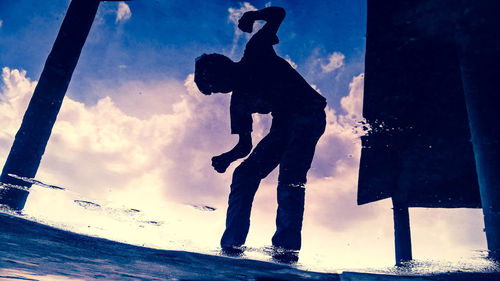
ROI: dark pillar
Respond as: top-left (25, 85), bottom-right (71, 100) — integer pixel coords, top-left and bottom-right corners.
top-left (392, 198), bottom-right (412, 265)
top-left (0, 0), bottom-right (102, 210)
top-left (456, 1), bottom-right (500, 259)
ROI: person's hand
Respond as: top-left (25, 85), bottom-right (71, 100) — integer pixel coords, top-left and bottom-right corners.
top-left (211, 153), bottom-right (232, 173)
top-left (238, 11), bottom-right (256, 33)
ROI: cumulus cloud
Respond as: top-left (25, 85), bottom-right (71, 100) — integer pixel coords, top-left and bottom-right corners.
top-left (115, 2), bottom-right (132, 23)
top-left (0, 68), bottom-right (36, 139)
top-left (0, 67), bottom-right (487, 266)
top-left (321, 51), bottom-right (345, 73)
top-left (0, 67), bottom-right (274, 208)
top-left (284, 55), bottom-right (298, 69)
top-left (310, 73), bottom-right (364, 177)
top-left (0, 68), bottom-right (217, 205)
top-left (0, 19), bottom-right (3, 29)
top-left (0, 67), bottom-right (369, 226)
top-left (341, 73), bottom-right (364, 120)
top-left (228, 2), bottom-right (257, 26)
top-left (227, 2), bottom-right (259, 57)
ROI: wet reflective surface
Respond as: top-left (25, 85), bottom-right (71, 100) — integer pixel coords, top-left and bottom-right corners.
top-left (0, 184), bottom-right (499, 280)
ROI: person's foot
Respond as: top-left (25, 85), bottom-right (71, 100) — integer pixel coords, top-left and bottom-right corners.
top-left (265, 246), bottom-right (299, 264)
top-left (220, 245), bottom-right (245, 257)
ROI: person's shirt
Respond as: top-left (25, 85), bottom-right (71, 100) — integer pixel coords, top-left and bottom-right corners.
top-left (230, 24), bottom-right (326, 134)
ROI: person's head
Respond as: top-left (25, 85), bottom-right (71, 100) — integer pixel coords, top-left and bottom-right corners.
top-left (194, 53), bottom-right (236, 95)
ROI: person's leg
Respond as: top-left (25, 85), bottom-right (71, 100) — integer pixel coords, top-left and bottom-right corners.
top-left (272, 184), bottom-right (305, 251)
top-left (272, 110), bottom-right (326, 252)
top-left (221, 128), bottom-right (285, 250)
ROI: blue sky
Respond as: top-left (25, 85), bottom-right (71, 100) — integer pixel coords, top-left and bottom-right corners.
top-left (0, 0), bottom-right (366, 109)
top-left (0, 0), bottom-right (489, 271)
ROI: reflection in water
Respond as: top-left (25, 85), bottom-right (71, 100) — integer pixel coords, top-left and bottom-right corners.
top-left (0, 182), bottom-right (498, 277)
top-left (0, 268), bottom-right (86, 281)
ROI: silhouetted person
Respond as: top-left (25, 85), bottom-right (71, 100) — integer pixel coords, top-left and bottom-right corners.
top-left (194, 6), bottom-right (326, 262)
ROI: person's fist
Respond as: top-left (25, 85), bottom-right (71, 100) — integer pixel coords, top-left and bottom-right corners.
top-left (238, 11), bottom-right (255, 33)
top-left (212, 154), bottom-right (232, 173)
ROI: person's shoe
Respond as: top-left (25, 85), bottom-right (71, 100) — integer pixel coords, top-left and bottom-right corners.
top-left (267, 246), bottom-right (299, 264)
top-left (220, 245), bottom-right (245, 257)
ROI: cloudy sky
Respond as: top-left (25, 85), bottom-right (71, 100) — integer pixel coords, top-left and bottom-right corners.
top-left (0, 0), bottom-right (489, 271)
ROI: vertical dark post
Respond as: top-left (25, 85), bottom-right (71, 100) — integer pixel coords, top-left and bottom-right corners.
top-left (0, 0), bottom-right (101, 210)
top-left (392, 198), bottom-right (412, 265)
top-left (456, 1), bottom-right (500, 260)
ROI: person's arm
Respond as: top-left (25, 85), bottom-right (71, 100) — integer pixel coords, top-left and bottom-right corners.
top-left (212, 132), bottom-right (252, 173)
top-left (211, 93), bottom-right (253, 173)
top-left (238, 7), bottom-right (286, 35)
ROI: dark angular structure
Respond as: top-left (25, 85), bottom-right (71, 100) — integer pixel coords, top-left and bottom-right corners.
top-left (0, 0), bottom-right (125, 210)
top-left (359, 0), bottom-right (500, 264)
top-left (456, 1), bottom-right (500, 260)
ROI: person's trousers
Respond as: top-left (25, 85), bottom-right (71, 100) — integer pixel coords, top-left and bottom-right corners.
top-left (220, 108), bottom-right (326, 251)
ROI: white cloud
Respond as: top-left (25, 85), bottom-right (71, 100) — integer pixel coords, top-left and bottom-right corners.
top-left (228, 2), bottom-right (257, 27)
top-left (0, 67), bottom-right (230, 206)
top-left (115, 2), bottom-right (132, 23)
top-left (310, 73), bottom-right (365, 179)
top-left (310, 84), bottom-right (321, 94)
top-left (341, 73), bottom-right (364, 119)
top-left (321, 51), bottom-right (345, 73)
top-left (0, 19), bottom-right (3, 29)
top-left (88, 78), bottom-right (186, 120)
top-left (284, 55), bottom-right (298, 69)
top-left (0, 68), bottom-right (36, 138)
top-left (0, 67), bottom-right (488, 268)
top-left (227, 2), bottom-right (259, 57)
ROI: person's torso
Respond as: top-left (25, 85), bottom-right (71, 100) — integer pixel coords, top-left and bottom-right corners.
top-left (235, 47), bottom-right (326, 116)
